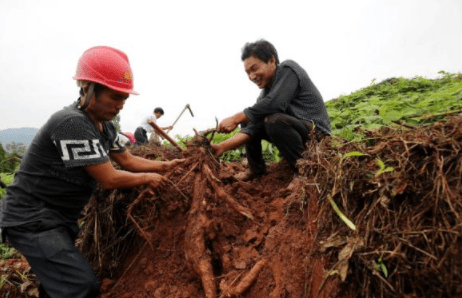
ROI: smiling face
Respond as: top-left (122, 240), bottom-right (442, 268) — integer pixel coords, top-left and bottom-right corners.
top-left (85, 86), bottom-right (129, 123)
top-left (244, 55), bottom-right (277, 89)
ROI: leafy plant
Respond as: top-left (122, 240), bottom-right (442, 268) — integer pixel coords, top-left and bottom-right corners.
top-left (209, 129), bottom-right (281, 162)
top-left (327, 72), bottom-right (462, 140)
top-left (0, 172), bottom-right (14, 199)
top-left (375, 158), bottom-right (394, 177)
top-left (373, 255), bottom-right (388, 277)
top-left (0, 142), bottom-right (22, 174)
top-left (0, 243), bottom-right (15, 261)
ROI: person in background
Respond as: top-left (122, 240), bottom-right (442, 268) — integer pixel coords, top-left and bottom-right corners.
top-left (123, 132), bottom-right (136, 144)
top-left (211, 39), bottom-right (330, 181)
top-left (118, 132), bottom-right (136, 146)
top-left (134, 107), bottom-right (172, 146)
top-left (0, 46), bottom-right (184, 298)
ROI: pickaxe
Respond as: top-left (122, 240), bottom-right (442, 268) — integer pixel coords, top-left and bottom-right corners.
top-left (167, 104), bottom-right (194, 133)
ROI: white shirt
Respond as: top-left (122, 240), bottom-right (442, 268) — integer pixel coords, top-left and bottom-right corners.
top-left (139, 114), bottom-right (156, 133)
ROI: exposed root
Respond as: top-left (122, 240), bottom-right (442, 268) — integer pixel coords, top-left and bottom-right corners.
top-left (125, 189), bottom-right (156, 251)
top-left (203, 163), bottom-right (254, 220)
top-left (184, 172), bottom-right (217, 298)
top-left (220, 259), bottom-right (267, 297)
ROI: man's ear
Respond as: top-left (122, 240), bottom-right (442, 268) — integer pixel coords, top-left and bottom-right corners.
top-left (78, 82), bottom-right (96, 110)
top-left (269, 56), bottom-right (276, 66)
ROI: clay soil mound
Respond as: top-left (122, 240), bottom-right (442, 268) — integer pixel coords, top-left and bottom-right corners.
top-left (77, 135), bottom-right (341, 298)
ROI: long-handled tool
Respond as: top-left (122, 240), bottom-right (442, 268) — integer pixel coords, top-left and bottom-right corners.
top-left (149, 121), bottom-right (183, 151)
top-left (166, 104), bottom-right (194, 133)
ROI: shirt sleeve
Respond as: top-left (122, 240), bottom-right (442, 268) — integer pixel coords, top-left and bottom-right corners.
top-left (51, 117), bottom-right (110, 167)
top-left (243, 66), bottom-right (300, 123)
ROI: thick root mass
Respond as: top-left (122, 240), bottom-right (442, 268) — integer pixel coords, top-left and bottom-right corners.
top-left (184, 173), bottom-right (216, 298)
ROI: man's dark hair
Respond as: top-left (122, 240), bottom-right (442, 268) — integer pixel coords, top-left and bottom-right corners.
top-left (241, 39), bottom-right (279, 65)
top-left (154, 107), bottom-right (164, 115)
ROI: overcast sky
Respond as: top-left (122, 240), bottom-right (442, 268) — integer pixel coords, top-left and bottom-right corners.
top-left (1, 0), bottom-right (461, 138)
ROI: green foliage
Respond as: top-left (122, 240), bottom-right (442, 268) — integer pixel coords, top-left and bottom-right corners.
top-left (375, 158), bottom-right (394, 177)
top-left (261, 140), bottom-right (281, 162)
top-left (113, 115), bottom-right (121, 132)
top-left (0, 160), bottom-right (17, 261)
top-left (0, 172), bottom-right (14, 199)
top-left (326, 72), bottom-right (462, 140)
top-left (0, 173), bottom-right (15, 257)
top-left (0, 142), bottom-right (21, 174)
top-left (0, 243), bottom-right (15, 261)
top-left (210, 130), bottom-right (280, 162)
top-left (175, 130), bottom-right (281, 162)
top-left (4, 141), bottom-right (26, 156)
top-left (211, 130), bottom-right (244, 161)
top-left (373, 255), bottom-right (389, 278)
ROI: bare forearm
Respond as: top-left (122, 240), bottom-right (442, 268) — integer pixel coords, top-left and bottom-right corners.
top-left (218, 111), bottom-right (249, 133)
top-left (119, 155), bottom-right (169, 173)
top-left (86, 158), bottom-right (172, 191)
top-left (99, 170), bottom-right (152, 189)
top-left (211, 132), bottom-right (250, 157)
top-left (222, 132), bottom-right (250, 151)
top-left (232, 111), bottom-right (249, 125)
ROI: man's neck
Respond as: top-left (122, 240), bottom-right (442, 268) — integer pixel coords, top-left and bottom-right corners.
top-left (79, 97), bottom-right (104, 131)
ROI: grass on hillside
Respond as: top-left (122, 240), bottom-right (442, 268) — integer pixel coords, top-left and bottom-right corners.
top-left (326, 71), bottom-right (462, 141)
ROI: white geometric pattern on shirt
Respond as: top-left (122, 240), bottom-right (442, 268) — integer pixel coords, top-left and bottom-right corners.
top-left (57, 139), bottom-right (107, 161)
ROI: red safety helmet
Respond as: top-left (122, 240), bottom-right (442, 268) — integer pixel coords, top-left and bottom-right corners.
top-left (73, 46), bottom-right (139, 95)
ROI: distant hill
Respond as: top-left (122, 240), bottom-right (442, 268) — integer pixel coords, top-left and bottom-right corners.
top-left (0, 127), bottom-right (39, 146)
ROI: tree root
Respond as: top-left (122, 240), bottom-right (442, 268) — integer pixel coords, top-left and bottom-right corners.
top-left (203, 163), bottom-right (254, 220)
top-left (183, 161), bottom-right (259, 297)
top-left (126, 148), bottom-right (259, 298)
top-left (184, 172), bottom-right (217, 298)
top-left (126, 189), bottom-right (156, 251)
top-left (219, 259), bottom-right (267, 297)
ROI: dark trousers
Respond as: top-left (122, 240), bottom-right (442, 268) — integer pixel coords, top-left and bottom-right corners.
top-left (244, 113), bottom-right (317, 174)
top-left (4, 224), bottom-right (100, 298)
top-left (134, 127), bottom-right (148, 146)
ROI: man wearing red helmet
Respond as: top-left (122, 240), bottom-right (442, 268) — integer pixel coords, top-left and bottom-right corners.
top-left (0, 46), bottom-right (184, 298)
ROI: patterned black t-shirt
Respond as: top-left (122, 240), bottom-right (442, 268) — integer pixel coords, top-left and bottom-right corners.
top-left (0, 101), bottom-right (126, 228)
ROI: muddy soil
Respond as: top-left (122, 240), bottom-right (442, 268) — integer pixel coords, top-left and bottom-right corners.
top-left (99, 158), bottom-right (341, 298)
